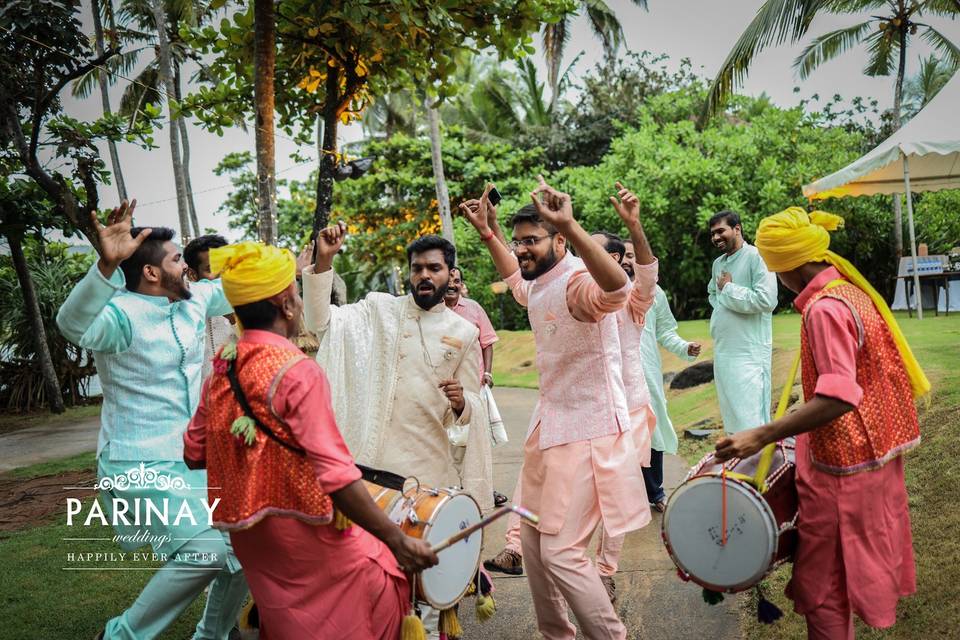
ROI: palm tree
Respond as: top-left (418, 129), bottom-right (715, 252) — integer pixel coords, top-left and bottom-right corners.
top-left (542, 0), bottom-right (648, 108)
top-left (74, 0), bottom-right (213, 239)
top-left (703, 0), bottom-right (960, 258)
top-left (902, 53), bottom-right (958, 114)
top-left (89, 0), bottom-right (128, 202)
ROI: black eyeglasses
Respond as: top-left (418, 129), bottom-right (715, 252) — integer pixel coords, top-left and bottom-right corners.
top-left (509, 233), bottom-right (556, 250)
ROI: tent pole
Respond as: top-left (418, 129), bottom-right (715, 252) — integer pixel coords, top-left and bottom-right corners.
top-left (902, 151), bottom-right (923, 320)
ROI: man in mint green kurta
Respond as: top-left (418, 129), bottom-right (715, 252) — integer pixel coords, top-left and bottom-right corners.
top-left (707, 211), bottom-right (779, 434)
top-left (56, 202), bottom-right (247, 640)
top-left (640, 285), bottom-right (699, 507)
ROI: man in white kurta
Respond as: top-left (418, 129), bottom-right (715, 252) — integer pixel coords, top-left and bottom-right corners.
top-left (707, 211), bottom-right (778, 434)
top-left (301, 229), bottom-right (493, 513)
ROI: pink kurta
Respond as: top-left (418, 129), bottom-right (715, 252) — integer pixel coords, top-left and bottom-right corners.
top-left (506, 256), bottom-right (657, 538)
top-left (786, 268), bottom-right (916, 629)
top-left (449, 296), bottom-right (498, 383)
top-left (184, 330), bottom-right (409, 640)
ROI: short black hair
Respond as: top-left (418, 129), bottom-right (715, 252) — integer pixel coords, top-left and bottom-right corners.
top-left (709, 210), bottom-right (741, 230)
top-left (406, 234), bottom-right (456, 269)
top-left (120, 227), bottom-right (176, 291)
top-left (183, 234), bottom-right (227, 272)
top-left (450, 266), bottom-right (465, 281)
top-left (508, 203), bottom-right (558, 234)
top-left (233, 299), bottom-right (279, 331)
top-left (593, 230), bottom-right (625, 259)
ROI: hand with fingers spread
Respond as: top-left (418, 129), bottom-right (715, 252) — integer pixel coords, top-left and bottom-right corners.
top-left (609, 181), bottom-right (641, 226)
top-left (529, 175), bottom-right (574, 228)
top-left (439, 378), bottom-right (465, 415)
top-left (92, 199), bottom-right (151, 278)
top-left (314, 221), bottom-right (347, 273)
top-left (296, 240), bottom-right (316, 277)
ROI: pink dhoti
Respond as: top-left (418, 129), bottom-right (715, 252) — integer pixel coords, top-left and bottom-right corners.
top-left (787, 434), bottom-right (915, 638)
top-left (230, 517), bottom-right (410, 640)
top-left (519, 421), bottom-right (649, 639)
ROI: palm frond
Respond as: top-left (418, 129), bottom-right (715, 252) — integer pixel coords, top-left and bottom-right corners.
top-left (826, 0), bottom-right (890, 14)
top-left (542, 18), bottom-right (570, 97)
top-left (119, 61), bottom-right (161, 122)
top-left (70, 49), bottom-right (143, 98)
top-left (903, 53), bottom-right (957, 112)
top-left (703, 0), bottom-right (830, 120)
top-left (793, 20), bottom-right (873, 79)
top-left (917, 0), bottom-right (960, 18)
top-left (861, 28), bottom-right (897, 76)
top-left (920, 25), bottom-right (960, 69)
top-left (518, 58), bottom-right (550, 127)
top-left (584, 0), bottom-right (625, 57)
top-left (629, 0), bottom-right (649, 9)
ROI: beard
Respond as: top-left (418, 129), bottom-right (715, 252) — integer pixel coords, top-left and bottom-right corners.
top-left (519, 246), bottom-right (560, 281)
top-left (161, 269), bottom-right (192, 301)
top-left (622, 263), bottom-right (635, 279)
top-left (410, 279), bottom-right (446, 310)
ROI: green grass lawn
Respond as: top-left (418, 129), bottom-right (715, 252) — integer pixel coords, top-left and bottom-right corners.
top-left (0, 451), bottom-right (212, 639)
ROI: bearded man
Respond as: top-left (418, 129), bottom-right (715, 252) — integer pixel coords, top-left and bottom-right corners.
top-left (301, 228), bottom-right (493, 512)
top-left (57, 201), bottom-right (248, 640)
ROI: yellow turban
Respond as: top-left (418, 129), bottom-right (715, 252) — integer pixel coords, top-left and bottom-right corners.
top-left (208, 241), bottom-right (296, 307)
top-left (756, 207), bottom-right (930, 399)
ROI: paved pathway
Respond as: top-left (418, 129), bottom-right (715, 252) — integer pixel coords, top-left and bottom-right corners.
top-left (0, 387), bottom-right (743, 638)
top-left (461, 387), bottom-right (742, 639)
top-left (0, 415), bottom-right (100, 472)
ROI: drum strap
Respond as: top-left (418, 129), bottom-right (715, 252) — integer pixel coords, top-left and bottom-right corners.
top-left (225, 359), bottom-right (407, 491)
top-left (748, 279), bottom-right (844, 491)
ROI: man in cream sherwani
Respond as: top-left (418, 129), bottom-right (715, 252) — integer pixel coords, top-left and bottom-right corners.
top-left (301, 225), bottom-right (493, 514)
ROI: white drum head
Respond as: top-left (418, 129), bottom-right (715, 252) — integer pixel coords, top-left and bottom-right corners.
top-left (663, 475), bottom-right (778, 592)
top-left (421, 493), bottom-right (482, 609)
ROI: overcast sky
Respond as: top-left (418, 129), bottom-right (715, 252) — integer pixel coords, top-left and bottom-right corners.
top-left (57, 1), bottom-right (959, 242)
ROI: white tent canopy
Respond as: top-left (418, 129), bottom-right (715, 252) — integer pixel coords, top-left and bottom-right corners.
top-left (802, 71), bottom-right (960, 319)
top-left (803, 72), bottom-right (960, 200)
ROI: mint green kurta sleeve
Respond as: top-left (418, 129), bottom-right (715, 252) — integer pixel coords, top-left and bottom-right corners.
top-left (56, 263), bottom-right (132, 354)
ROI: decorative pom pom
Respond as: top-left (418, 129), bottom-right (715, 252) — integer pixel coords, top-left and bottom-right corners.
top-left (333, 509), bottom-right (352, 531)
top-left (756, 587), bottom-right (784, 624)
top-left (702, 587), bottom-right (725, 605)
top-left (400, 612), bottom-right (426, 640)
top-left (219, 340), bottom-right (237, 361)
top-left (439, 607), bottom-right (462, 639)
top-left (230, 415), bottom-right (257, 446)
top-left (475, 593), bottom-right (496, 623)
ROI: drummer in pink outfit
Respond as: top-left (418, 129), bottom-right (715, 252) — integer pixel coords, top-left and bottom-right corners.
top-left (461, 178), bottom-right (655, 639)
top-left (716, 208), bottom-right (926, 640)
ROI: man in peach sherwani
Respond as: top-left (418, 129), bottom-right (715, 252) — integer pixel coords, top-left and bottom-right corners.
top-left (462, 178), bottom-right (656, 639)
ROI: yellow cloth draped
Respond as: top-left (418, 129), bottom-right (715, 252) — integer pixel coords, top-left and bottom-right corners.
top-left (756, 207), bottom-right (930, 399)
top-left (208, 242), bottom-right (296, 307)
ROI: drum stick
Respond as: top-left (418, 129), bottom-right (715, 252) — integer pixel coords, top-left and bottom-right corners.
top-left (430, 505), bottom-right (540, 554)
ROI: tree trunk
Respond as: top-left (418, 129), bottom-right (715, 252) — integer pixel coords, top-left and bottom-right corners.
top-left (151, 0), bottom-right (192, 242)
top-left (890, 18), bottom-right (908, 260)
top-left (313, 68), bottom-right (340, 236)
top-left (91, 0), bottom-right (127, 202)
top-left (425, 98), bottom-right (454, 244)
top-left (253, 0), bottom-right (278, 245)
top-left (7, 230), bottom-right (65, 414)
top-left (174, 65), bottom-right (200, 238)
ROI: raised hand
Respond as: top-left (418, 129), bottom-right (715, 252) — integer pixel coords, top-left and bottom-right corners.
top-left (314, 221), bottom-right (347, 272)
top-left (93, 200), bottom-right (151, 277)
top-left (296, 240), bottom-right (315, 277)
top-left (529, 175), bottom-right (574, 228)
top-left (609, 182), bottom-right (641, 226)
top-left (458, 183), bottom-right (495, 235)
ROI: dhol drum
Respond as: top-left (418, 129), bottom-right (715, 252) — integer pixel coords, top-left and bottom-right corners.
top-left (661, 438), bottom-right (798, 593)
top-left (364, 480), bottom-right (483, 609)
